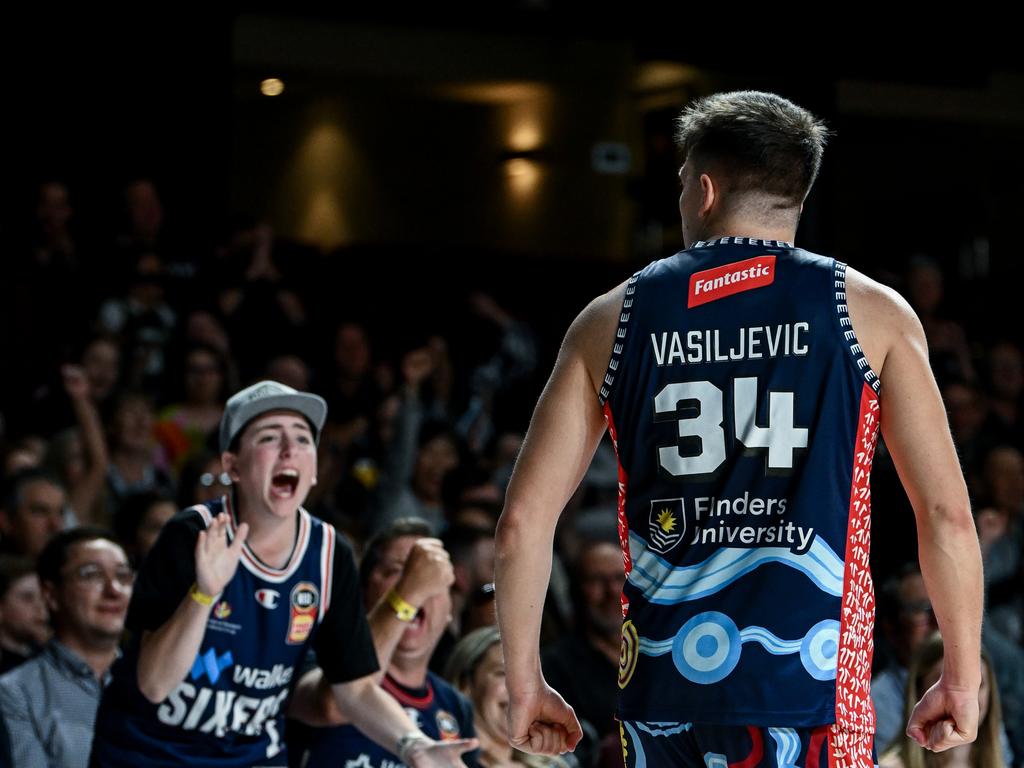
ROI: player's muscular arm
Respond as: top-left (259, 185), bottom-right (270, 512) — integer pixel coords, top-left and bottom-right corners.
top-left (844, 267), bottom-right (895, 378)
top-left (849, 268), bottom-right (983, 750)
top-left (495, 280), bottom-right (624, 755)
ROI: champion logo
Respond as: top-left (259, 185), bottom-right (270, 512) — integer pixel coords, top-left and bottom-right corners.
top-left (688, 255), bottom-right (776, 308)
top-left (191, 648), bottom-right (234, 684)
top-left (255, 589), bottom-right (280, 609)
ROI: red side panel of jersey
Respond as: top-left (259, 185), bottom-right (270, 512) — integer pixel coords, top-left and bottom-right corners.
top-left (826, 727), bottom-right (876, 768)
top-left (834, 382), bottom-right (880, 739)
top-left (603, 401), bottom-right (632, 616)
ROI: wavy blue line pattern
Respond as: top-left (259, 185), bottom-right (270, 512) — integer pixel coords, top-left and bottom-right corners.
top-left (635, 722), bottom-right (693, 738)
top-left (638, 637), bottom-right (674, 656)
top-left (626, 531), bottom-right (844, 603)
top-left (739, 626), bottom-right (803, 655)
top-left (768, 728), bottom-right (800, 768)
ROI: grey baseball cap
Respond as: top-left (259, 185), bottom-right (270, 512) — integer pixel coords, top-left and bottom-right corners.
top-left (219, 380), bottom-right (328, 453)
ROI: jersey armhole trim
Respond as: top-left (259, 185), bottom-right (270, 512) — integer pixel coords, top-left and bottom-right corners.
top-left (319, 522), bottom-right (336, 622)
top-left (598, 271), bottom-right (641, 407)
top-left (832, 260), bottom-right (881, 396)
top-left (185, 503), bottom-right (214, 528)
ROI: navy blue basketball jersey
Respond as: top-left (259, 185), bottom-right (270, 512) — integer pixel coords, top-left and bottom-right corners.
top-left (301, 671), bottom-right (477, 768)
top-left (91, 496), bottom-right (378, 767)
top-left (602, 237), bottom-right (880, 732)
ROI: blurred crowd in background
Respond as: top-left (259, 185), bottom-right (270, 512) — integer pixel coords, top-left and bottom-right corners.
top-left (0, 176), bottom-right (1022, 767)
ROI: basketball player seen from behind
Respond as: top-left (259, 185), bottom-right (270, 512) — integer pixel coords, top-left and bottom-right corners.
top-left (495, 91), bottom-right (983, 767)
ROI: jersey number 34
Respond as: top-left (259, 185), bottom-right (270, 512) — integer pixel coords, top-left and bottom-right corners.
top-left (654, 376), bottom-right (809, 477)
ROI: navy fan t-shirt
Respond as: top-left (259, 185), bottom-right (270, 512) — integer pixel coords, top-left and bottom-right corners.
top-left (602, 238), bottom-right (881, 732)
top-left (90, 497), bottom-right (379, 767)
top-left (300, 671), bottom-right (478, 768)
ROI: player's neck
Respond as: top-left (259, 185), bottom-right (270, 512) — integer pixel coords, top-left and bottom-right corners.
top-left (696, 217), bottom-right (796, 246)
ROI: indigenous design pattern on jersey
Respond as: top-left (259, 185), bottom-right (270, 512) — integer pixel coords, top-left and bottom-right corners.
top-left (602, 238), bottom-right (880, 730)
top-left (92, 497), bottom-right (339, 767)
top-left (618, 720), bottom-right (878, 768)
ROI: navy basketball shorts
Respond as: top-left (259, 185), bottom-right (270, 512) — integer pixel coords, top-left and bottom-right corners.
top-left (619, 721), bottom-right (878, 768)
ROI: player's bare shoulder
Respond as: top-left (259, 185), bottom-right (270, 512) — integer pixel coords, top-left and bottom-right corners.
top-left (844, 265), bottom-right (925, 382)
top-left (566, 279), bottom-right (630, 397)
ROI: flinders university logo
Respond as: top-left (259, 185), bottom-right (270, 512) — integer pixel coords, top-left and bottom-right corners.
top-left (648, 498), bottom-right (685, 554)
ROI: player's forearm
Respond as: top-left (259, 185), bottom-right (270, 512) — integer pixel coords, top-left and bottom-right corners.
top-left (332, 676), bottom-right (424, 753)
top-left (494, 508), bottom-right (554, 692)
top-left (915, 502), bottom-right (984, 687)
top-left (137, 592), bottom-right (214, 703)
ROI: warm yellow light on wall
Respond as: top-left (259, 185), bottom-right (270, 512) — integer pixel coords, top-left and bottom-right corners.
top-left (505, 158), bottom-right (532, 177)
top-left (278, 111), bottom-right (355, 249)
top-left (260, 78), bottom-right (285, 96)
top-left (505, 157), bottom-right (541, 198)
top-left (509, 119), bottom-right (541, 153)
top-left (506, 99), bottom-right (544, 152)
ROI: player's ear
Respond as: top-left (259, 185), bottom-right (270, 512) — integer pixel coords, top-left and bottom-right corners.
top-left (698, 172), bottom-right (717, 218)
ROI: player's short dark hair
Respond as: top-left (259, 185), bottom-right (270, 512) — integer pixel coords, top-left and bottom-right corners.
top-left (36, 526), bottom-right (121, 587)
top-left (674, 90), bottom-right (830, 208)
top-left (358, 518), bottom-right (434, 588)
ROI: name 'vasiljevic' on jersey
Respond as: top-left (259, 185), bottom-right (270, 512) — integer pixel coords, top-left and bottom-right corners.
top-left (651, 322), bottom-right (810, 366)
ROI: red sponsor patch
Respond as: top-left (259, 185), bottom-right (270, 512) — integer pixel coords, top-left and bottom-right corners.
top-left (688, 255), bottom-right (776, 308)
top-left (286, 581), bottom-right (319, 645)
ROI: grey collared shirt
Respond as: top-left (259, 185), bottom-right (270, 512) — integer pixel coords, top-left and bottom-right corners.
top-left (0, 639), bottom-right (112, 768)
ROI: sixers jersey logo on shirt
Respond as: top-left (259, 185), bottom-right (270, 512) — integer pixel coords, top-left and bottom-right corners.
top-left (688, 255), bottom-right (775, 307)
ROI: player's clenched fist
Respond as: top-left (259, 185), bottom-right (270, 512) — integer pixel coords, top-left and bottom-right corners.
top-left (508, 682), bottom-right (582, 756)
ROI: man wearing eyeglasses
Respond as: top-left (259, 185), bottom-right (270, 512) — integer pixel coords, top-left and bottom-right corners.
top-left (0, 527), bottom-right (133, 768)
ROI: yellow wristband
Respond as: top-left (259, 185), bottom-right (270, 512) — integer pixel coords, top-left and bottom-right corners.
top-left (385, 588), bottom-right (417, 622)
top-left (189, 583), bottom-right (217, 607)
